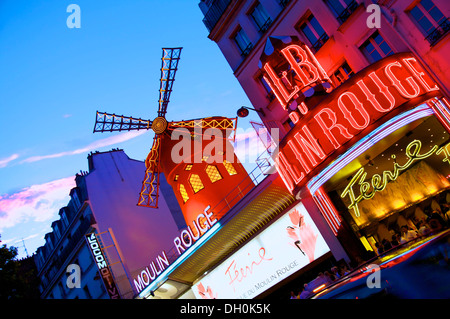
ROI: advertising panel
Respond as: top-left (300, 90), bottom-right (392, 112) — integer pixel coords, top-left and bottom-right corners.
top-left (192, 202), bottom-right (330, 299)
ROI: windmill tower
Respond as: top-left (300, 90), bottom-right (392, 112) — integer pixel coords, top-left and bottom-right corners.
top-left (93, 48), bottom-right (253, 226)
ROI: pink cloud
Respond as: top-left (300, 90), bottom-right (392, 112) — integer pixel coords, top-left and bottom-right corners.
top-left (20, 130), bottom-right (148, 164)
top-left (0, 154), bottom-right (19, 168)
top-left (0, 176), bottom-right (76, 231)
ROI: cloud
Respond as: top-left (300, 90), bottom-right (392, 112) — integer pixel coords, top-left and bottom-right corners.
top-left (0, 154), bottom-right (19, 168)
top-left (20, 130), bottom-right (148, 164)
top-left (0, 176), bottom-right (75, 232)
top-left (233, 129), bottom-right (266, 163)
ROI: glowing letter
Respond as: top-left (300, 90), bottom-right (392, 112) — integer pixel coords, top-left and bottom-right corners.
top-left (290, 125), bottom-right (326, 173)
top-left (314, 108), bottom-right (354, 149)
top-left (263, 64), bottom-right (296, 109)
top-left (338, 92), bottom-right (371, 130)
top-left (357, 72), bottom-right (396, 112)
top-left (280, 45), bottom-right (319, 87)
top-left (385, 62), bottom-right (420, 98)
top-left (402, 57), bottom-right (439, 92)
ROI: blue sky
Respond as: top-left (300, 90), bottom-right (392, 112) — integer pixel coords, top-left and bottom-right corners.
top-left (0, 1), bottom-right (263, 259)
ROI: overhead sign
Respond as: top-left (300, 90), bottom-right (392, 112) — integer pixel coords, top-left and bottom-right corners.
top-left (269, 51), bottom-right (441, 195)
top-left (133, 206), bottom-right (217, 294)
top-left (85, 232), bottom-right (121, 299)
top-left (192, 202), bottom-right (330, 299)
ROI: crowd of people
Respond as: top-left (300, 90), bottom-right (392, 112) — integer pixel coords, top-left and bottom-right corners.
top-left (374, 200), bottom-right (450, 255)
top-left (289, 263), bottom-right (351, 299)
top-left (289, 193), bottom-right (450, 299)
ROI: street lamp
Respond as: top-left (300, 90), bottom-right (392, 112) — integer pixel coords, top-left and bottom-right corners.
top-left (237, 106), bottom-right (265, 118)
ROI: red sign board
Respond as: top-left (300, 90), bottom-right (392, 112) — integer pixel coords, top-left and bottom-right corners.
top-left (268, 52), bottom-right (441, 195)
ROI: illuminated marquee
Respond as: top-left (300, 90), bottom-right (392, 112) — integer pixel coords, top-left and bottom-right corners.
top-left (269, 52), bottom-right (441, 195)
top-left (133, 206), bottom-right (217, 294)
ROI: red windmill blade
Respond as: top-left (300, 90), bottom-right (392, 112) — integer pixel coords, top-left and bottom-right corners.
top-left (92, 47), bottom-right (239, 211)
top-left (138, 134), bottom-right (162, 207)
top-left (93, 47), bottom-right (182, 209)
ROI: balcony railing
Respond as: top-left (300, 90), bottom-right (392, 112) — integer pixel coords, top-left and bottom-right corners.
top-left (202, 0), bottom-right (232, 33)
top-left (425, 18), bottom-right (450, 46)
top-left (336, 0), bottom-right (359, 25)
top-left (311, 33), bottom-right (330, 53)
top-left (258, 17), bottom-right (272, 33)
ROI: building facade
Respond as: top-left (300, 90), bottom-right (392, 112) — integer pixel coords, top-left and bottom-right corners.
top-left (193, 0), bottom-right (450, 294)
top-left (35, 149), bottom-right (185, 299)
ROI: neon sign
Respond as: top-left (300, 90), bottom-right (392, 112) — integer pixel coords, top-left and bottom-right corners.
top-left (85, 233), bottom-right (121, 299)
top-left (272, 52), bottom-right (441, 195)
top-left (341, 140), bottom-right (450, 217)
top-left (133, 206), bottom-right (217, 294)
top-left (262, 41), bottom-right (332, 109)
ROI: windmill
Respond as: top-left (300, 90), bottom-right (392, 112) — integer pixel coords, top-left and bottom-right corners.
top-left (92, 48), bottom-right (245, 218)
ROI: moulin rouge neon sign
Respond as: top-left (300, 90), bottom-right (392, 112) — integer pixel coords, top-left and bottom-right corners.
top-left (261, 44), bottom-right (442, 195)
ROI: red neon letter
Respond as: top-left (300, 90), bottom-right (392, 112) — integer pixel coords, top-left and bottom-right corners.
top-left (275, 150), bottom-right (304, 191)
top-left (289, 125), bottom-right (326, 173)
top-left (280, 44), bottom-right (319, 87)
top-left (338, 92), bottom-right (371, 130)
top-left (263, 64), bottom-right (297, 109)
top-left (314, 108), bottom-right (354, 149)
top-left (402, 57), bottom-right (439, 92)
top-left (384, 61), bottom-right (420, 99)
top-left (289, 111), bottom-right (300, 124)
top-left (357, 71), bottom-right (396, 113)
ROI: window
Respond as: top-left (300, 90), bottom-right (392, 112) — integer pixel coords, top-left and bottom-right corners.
top-left (258, 75), bottom-right (275, 101)
top-left (206, 165), bottom-right (222, 183)
top-left (202, 155), bottom-right (210, 162)
top-left (409, 0), bottom-right (449, 45)
top-left (249, 2), bottom-right (272, 32)
top-left (297, 14), bottom-right (329, 52)
top-left (60, 209), bottom-right (69, 227)
top-left (53, 223), bottom-right (61, 240)
top-left (283, 118), bottom-right (295, 131)
top-left (278, 0), bottom-right (290, 8)
top-left (360, 31), bottom-right (393, 63)
top-left (326, 0), bottom-right (358, 24)
top-left (331, 61), bottom-right (353, 86)
top-left (71, 188), bottom-right (81, 210)
top-left (185, 164), bottom-right (193, 171)
top-left (189, 174), bottom-right (205, 193)
top-left (174, 174), bottom-right (179, 181)
top-left (223, 160), bottom-right (238, 175)
top-left (233, 27), bottom-right (253, 56)
top-left (179, 184), bottom-right (189, 203)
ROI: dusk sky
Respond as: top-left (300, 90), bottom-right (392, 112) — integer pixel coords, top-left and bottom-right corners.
top-left (0, 1), bottom-right (265, 259)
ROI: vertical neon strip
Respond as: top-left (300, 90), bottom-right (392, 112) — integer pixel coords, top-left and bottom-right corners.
top-left (427, 98), bottom-right (450, 132)
top-left (313, 187), bottom-right (341, 235)
top-left (312, 195), bottom-right (338, 235)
